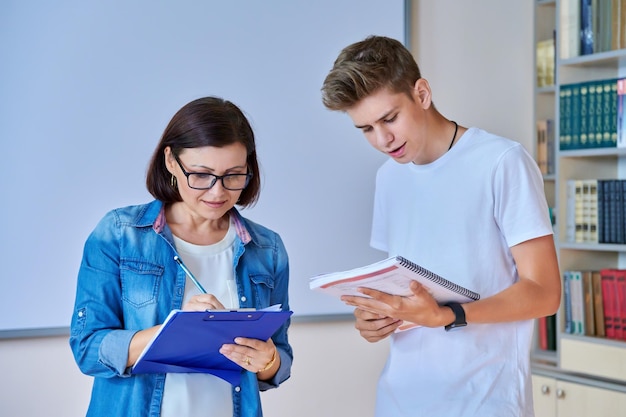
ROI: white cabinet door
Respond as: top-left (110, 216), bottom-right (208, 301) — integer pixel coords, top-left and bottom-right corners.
top-left (556, 380), bottom-right (626, 417)
top-left (533, 375), bottom-right (557, 417)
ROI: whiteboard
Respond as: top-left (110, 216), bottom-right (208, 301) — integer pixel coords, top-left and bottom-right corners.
top-left (0, 0), bottom-right (405, 334)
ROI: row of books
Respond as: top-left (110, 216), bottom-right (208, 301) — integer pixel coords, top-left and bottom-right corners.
top-left (536, 118), bottom-right (555, 175)
top-left (565, 179), bottom-right (626, 244)
top-left (559, 77), bottom-right (626, 150)
top-left (560, 0), bottom-right (626, 59)
top-left (562, 269), bottom-right (626, 341)
top-left (536, 36), bottom-right (555, 88)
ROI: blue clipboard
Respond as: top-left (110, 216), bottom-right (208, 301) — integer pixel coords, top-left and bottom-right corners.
top-left (131, 309), bottom-right (292, 385)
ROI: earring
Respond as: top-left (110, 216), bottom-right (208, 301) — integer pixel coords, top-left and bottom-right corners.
top-left (170, 175), bottom-right (178, 189)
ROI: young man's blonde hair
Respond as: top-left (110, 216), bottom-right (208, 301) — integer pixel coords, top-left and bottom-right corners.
top-left (321, 35), bottom-right (422, 111)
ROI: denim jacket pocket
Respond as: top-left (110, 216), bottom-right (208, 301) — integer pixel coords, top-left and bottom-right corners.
top-left (249, 273), bottom-right (275, 306)
top-left (120, 259), bottom-right (164, 308)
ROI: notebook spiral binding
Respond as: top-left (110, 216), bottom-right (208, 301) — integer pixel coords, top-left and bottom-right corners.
top-left (397, 256), bottom-right (481, 300)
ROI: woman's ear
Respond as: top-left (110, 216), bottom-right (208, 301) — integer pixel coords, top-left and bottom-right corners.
top-left (164, 146), bottom-right (175, 174)
top-left (413, 78), bottom-right (433, 110)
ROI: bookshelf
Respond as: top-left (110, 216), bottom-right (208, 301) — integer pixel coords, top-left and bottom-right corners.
top-left (533, 0), bottom-right (558, 364)
top-left (532, 1), bottom-right (626, 415)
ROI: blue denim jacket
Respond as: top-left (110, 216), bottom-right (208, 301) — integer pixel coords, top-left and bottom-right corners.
top-left (69, 200), bottom-right (292, 417)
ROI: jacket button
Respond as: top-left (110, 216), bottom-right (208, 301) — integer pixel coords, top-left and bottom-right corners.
top-left (240, 296), bottom-right (247, 302)
top-left (235, 386), bottom-right (241, 392)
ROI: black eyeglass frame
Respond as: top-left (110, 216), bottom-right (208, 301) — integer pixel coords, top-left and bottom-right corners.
top-left (172, 153), bottom-right (252, 191)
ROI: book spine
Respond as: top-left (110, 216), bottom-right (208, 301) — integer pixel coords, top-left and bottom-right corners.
top-left (609, 180), bottom-right (618, 243)
top-left (572, 82), bottom-right (582, 149)
top-left (536, 120), bottom-right (548, 174)
top-left (601, 269), bottom-right (616, 339)
top-left (566, 180), bottom-right (577, 242)
top-left (593, 79), bottom-right (604, 148)
top-left (564, 270), bottom-right (574, 334)
top-left (609, 80), bottom-right (618, 147)
top-left (574, 180), bottom-right (584, 242)
top-left (582, 271), bottom-right (596, 336)
top-left (572, 270), bottom-right (585, 334)
top-left (601, 79), bottom-right (614, 147)
top-left (592, 271), bottom-right (606, 337)
top-left (618, 79), bottom-right (626, 148)
top-left (612, 0), bottom-right (621, 51)
top-left (580, 82), bottom-right (589, 149)
top-left (561, 0), bottom-right (582, 59)
top-left (616, 269), bottom-right (626, 341)
top-left (597, 179), bottom-right (605, 243)
top-left (538, 316), bottom-right (548, 350)
top-left (580, 0), bottom-right (594, 55)
top-left (546, 119), bottom-right (555, 175)
top-left (603, 180), bottom-right (612, 243)
top-left (622, 0), bottom-right (626, 49)
top-left (546, 313), bottom-right (557, 350)
top-left (620, 180), bottom-right (626, 244)
top-left (616, 180), bottom-right (624, 244)
top-left (560, 85), bottom-right (573, 150)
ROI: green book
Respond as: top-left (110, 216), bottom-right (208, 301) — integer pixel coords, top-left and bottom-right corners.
top-left (560, 85), bottom-right (572, 150)
top-left (593, 80), bottom-right (604, 148)
top-left (588, 82), bottom-right (598, 148)
top-left (579, 82), bottom-right (589, 149)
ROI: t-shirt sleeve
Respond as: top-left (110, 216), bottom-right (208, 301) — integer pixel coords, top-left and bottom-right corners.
top-left (493, 144), bottom-right (554, 247)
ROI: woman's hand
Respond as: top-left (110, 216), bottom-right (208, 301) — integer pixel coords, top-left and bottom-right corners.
top-left (182, 294), bottom-right (225, 311)
top-left (219, 337), bottom-right (280, 380)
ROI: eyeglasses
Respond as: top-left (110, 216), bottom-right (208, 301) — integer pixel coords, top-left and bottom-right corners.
top-left (172, 153), bottom-right (252, 191)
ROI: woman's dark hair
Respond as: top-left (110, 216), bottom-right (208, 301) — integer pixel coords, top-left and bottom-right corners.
top-left (146, 96), bottom-right (261, 207)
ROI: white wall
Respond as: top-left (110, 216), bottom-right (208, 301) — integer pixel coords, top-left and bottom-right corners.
top-left (0, 2), bottom-right (534, 416)
top-left (412, 0), bottom-right (534, 152)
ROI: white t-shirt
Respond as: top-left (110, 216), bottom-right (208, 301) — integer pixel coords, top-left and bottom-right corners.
top-left (161, 221), bottom-right (237, 417)
top-left (371, 128), bottom-right (553, 417)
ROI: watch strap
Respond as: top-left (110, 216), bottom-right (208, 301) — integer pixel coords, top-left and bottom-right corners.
top-left (444, 302), bottom-right (467, 331)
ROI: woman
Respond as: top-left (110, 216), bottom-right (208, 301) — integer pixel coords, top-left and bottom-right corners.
top-left (70, 96), bottom-right (292, 417)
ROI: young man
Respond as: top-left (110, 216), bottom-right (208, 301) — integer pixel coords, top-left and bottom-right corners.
top-left (321, 36), bottom-right (561, 417)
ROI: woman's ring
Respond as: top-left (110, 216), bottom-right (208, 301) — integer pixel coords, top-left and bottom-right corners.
top-left (245, 356), bottom-right (251, 366)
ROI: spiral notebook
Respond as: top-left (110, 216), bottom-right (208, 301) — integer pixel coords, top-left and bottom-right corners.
top-left (310, 256), bottom-right (480, 330)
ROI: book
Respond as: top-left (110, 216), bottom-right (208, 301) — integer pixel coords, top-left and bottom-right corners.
top-left (131, 307), bottom-right (292, 385)
top-left (582, 270), bottom-right (596, 336)
top-left (563, 270), bottom-right (574, 334)
top-left (569, 270), bottom-right (585, 334)
top-left (580, 0), bottom-right (594, 55)
top-left (566, 180), bottom-right (577, 242)
top-left (600, 269), bottom-right (617, 339)
top-left (309, 256), bottom-right (480, 331)
top-left (546, 313), bottom-right (557, 351)
top-left (616, 269), bottom-right (626, 340)
top-left (536, 119), bottom-right (548, 174)
top-left (538, 315), bottom-right (548, 350)
top-left (546, 118), bottom-right (555, 175)
top-left (592, 270), bottom-right (606, 337)
top-left (559, 0), bottom-right (581, 59)
top-left (617, 79), bottom-right (626, 148)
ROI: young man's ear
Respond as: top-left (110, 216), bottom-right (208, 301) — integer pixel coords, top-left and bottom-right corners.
top-left (413, 78), bottom-right (432, 110)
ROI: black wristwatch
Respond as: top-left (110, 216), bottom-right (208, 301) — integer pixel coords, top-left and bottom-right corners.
top-left (444, 302), bottom-right (467, 331)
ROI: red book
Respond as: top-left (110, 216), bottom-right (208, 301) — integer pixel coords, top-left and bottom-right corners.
top-left (600, 269), bottom-right (618, 339)
top-left (615, 269), bottom-right (626, 341)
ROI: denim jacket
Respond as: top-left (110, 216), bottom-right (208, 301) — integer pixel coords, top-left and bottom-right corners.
top-left (69, 200), bottom-right (292, 417)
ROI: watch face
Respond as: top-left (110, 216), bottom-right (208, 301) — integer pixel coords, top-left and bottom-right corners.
top-left (445, 322), bottom-right (467, 332)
